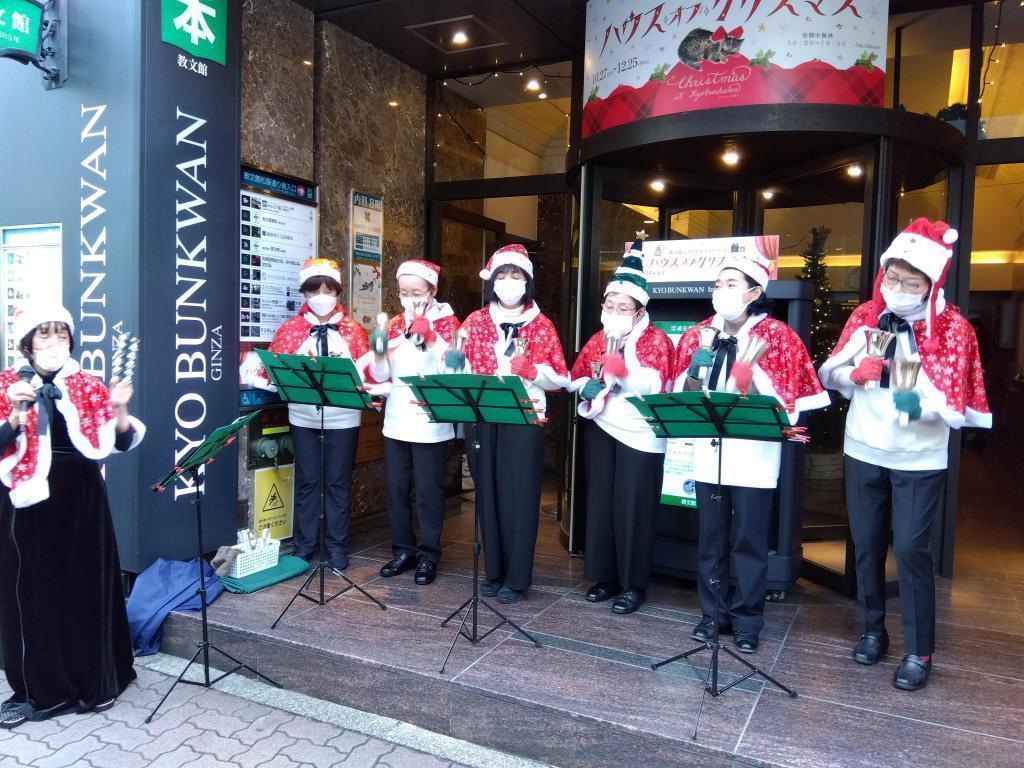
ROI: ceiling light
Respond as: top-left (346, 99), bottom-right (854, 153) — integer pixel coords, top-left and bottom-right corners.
top-left (388, 100), bottom-right (398, 107)
top-left (643, 219), bottom-right (656, 224)
top-left (847, 164), bottom-right (863, 178)
top-left (451, 31), bottom-right (468, 45)
top-left (722, 151), bottom-right (740, 166)
top-left (526, 78), bottom-right (541, 91)
top-left (762, 190), bottom-right (774, 200)
top-left (301, 60), bottom-right (313, 67)
top-left (650, 180), bottom-right (666, 192)
top-left (538, 92), bottom-right (547, 99)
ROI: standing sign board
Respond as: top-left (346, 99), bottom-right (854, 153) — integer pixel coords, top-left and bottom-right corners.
top-left (583, 0), bottom-right (889, 137)
top-left (651, 320), bottom-right (697, 509)
top-left (349, 191), bottom-right (383, 330)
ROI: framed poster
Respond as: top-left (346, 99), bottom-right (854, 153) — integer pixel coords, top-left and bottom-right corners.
top-left (349, 191), bottom-right (383, 330)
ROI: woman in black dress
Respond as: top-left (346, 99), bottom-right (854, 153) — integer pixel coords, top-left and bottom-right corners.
top-left (0, 306), bottom-right (144, 729)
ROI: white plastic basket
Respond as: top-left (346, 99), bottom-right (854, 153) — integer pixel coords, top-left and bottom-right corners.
top-left (229, 539), bottom-right (280, 579)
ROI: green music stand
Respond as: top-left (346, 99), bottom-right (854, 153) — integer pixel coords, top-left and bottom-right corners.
top-left (255, 350), bottom-right (387, 628)
top-left (401, 372), bottom-right (543, 673)
top-left (628, 390), bottom-right (798, 740)
top-left (148, 410), bottom-right (282, 723)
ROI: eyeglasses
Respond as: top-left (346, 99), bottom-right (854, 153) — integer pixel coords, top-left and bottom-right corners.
top-left (882, 271), bottom-right (927, 293)
top-left (600, 301), bottom-right (640, 316)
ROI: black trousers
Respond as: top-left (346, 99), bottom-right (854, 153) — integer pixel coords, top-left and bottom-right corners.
top-left (384, 437), bottom-right (447, 564)
top-left (845, 455), bottom-right (945, 656)
top-left (466, 422), bottom-right (544, 592)
top-left (695, 481), bottom-right (774, 635)
top-left (291, 424), bottom-right (359, 556)
top-left (583, 423), bottom-right (665, 592)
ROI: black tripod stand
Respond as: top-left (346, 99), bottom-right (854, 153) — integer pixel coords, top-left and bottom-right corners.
top-left (149, 461), bottom-right (282, 723)
top-left (638, 391), bottom-right (798, 740)
top-left (272, 404), bottom-right (386, 629)
top-left (439, 425), bottom-right (539, 674)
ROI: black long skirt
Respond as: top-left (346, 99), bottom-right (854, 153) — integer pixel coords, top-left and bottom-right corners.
top-left (0, 452), bottom-right (136, 720)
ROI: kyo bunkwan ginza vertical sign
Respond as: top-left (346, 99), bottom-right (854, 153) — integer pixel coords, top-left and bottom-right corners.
top-left (583, 0), bottom-right (889, 137)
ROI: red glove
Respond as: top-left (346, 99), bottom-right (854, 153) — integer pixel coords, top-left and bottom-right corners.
top-left (408, 316), bottom-right (436, 346)
top-left (850, 356), bottom-right (885, 386)
top-left (510, 355), bottom-right (537, 381)
top-left (599, 353), bottom-right (628, 379)
top-left (729, 360), bottom-right (753, 394)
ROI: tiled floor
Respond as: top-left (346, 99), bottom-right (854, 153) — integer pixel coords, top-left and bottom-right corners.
top-left (162, 492), bottom-right (1024, 768)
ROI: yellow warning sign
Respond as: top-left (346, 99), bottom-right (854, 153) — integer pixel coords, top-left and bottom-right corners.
top-left (254, 465), bottom-right (294, 541)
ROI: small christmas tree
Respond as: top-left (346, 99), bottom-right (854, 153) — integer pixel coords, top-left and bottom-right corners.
top-left (797, 226), bottom-right (834, 366)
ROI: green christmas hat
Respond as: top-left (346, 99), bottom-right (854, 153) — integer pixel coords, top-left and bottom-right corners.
top-left (605, 242), bottom-right (649, 305)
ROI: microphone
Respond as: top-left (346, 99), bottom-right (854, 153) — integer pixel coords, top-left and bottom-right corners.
top-left (16, 365), bottom-right (34, 415)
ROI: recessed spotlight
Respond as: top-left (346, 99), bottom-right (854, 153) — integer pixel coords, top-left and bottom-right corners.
top-left (722, 151), bottom-right (740, 166)
top-left (643, 219), bottom-right (656, 224)
top-left (388, 100), bottom-right (399, 108)
top-left (650, 180), bottom-right (666, 192)
top-left (762, 190), bottom-right (774, 200)
top-left (526, 78), bottom-right (541, 91)
top-left (452, 31), bottom-right (468, 45)
top-left (301, 60), bottom-right (313, 67)
top-left (538, 92), bottom-right (547, 99)
top-left (847, 165), bottom-right (863, 178)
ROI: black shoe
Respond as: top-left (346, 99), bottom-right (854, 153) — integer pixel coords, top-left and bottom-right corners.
top-left (92, 698), bottom-right (116, 713)
top-left (893, 654), bottom-right (932, 691)
top-left (611, 589), bottom-right (644, 615)
top-left (329, 552), bottom-right (350, 571)
top-left (734, 632), bottom-right (759, 653)
top-left (853, 630), bottom-right (889, 666)
top-left (480, 578), bottom-right (501, 597)
top-left (691, 615), bottom-right (732, 641)
top-left (379, 552), bottom-right (417, 578)
top-left (496, 586), bottom-right (524, 604)
top-left (293, 550), bottom-right (314, 562)
top-left (414, 559), bottom-right (437, 585)
top-left (584, 582), bottom-right (619, 603)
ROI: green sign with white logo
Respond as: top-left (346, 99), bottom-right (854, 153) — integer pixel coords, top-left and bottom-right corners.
top-left (0, 0), bottom-right (43, 62)
top-left (160, 0), bottom-right (227, 65)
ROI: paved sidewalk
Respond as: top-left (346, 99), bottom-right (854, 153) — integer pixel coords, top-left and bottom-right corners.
top-left (0, 654), bottom-right (548, 768)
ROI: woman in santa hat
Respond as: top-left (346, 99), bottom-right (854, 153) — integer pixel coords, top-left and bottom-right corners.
top-left (0, 306), bottom-right (145, 729)
top-left (454, 244), bottom-right (568, 604)
top-left (251, 258), bottom-right (387, 571)
top-left (818, 218), bottom-right (990, 691)
top-left (568, 242), bottom-right (674, 615)
top-left (370, 260), bottom-right (460, 586)
top-left (674, 257), bottom-right (829, 653)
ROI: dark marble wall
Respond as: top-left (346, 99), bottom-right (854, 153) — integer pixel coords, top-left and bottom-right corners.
top-left (240, 0), bottom-right (315, 181)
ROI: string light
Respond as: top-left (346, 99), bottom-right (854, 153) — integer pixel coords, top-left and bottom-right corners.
top-left (979, 0), bottom-right (1004, 104)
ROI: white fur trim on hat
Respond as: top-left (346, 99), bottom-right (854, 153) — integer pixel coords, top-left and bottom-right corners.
top-left (396, 260), bottom-right (440, 287)
top-left (13, 304), bottom-right (75, 342)
top-left (721, 256), bottom-right (772, 289)
top-left (605, 279), bottom-right (649, 306)
top-left (479, 244), bottom-right (534, 281)
top-left (880, 232), bottom-right (952, 285)
top-left (299, 258), bottom-right (342, 284)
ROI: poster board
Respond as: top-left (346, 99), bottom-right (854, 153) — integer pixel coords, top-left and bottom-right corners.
top-left (349, 191), bottom-right (383, 330)
top-left (634, 235), bottom-right (779, 297)
top-left (652, 320), bottom-right (697, 508)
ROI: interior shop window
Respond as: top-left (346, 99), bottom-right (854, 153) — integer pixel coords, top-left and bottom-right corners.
top-left (887, 7), bottom-right (972, 132)
top-left (433, 62), bottom-right (572, 183)
top-left (669, 207), bottom-right (733, 240)
top-left (599, 201), bottom-right (656, 286)
top-left (1, 224), bottom-right (62, 369)
top-left (976, 1), bottom-right (1024, 138)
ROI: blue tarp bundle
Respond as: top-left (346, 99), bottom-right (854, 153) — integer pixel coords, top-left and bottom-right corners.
top-left (126, 557), bottom-right (225, 656)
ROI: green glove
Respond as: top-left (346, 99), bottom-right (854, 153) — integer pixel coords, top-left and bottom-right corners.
top-left (444, 349), bottom-right (466, 372)
top-left (580, 379), bottom-right (605, 401)
top-left (369, 328), bottom-right (388, 356)
top-left (893, 391), bottom-right (922, 422)
top-left (687, 348), bottom-right (715, 379)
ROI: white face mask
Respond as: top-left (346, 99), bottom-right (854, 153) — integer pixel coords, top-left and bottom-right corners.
top-left (493, 278), bottom-right (527, 306)
top-left (34, 345), bottom-right (71, 373)
top-left (400, 296), bottom-right (430, 314)
top-left (307, 294), bottom-right (337, 316)
top-left (712, 288), bottom-right (753, 322)
top-left (601, 311), bottom-right (636, 338)
top-left (881, 285), bottom-right (926, 317)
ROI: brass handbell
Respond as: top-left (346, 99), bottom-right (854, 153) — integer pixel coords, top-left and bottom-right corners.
top-left (590, 360), bottom-right (603, 380)
top-left (370, 312), bottom-right (389, 357)
top-left (728, 335), bottom-right (768, 394)
top-left (893, 358), bottom-right (922, 427)
top-left (410, 300), bottom-right (426, 346)
top-left (513, 336), bottom-right (531, 357)
top-left (696, 325), bottom-right (720, 382)
top-left (603, 332), bottom-right (621, 356)
top-left (863, 328), bottom-right (894, 391)
top-left (445, 329), bottom-right (467, 373)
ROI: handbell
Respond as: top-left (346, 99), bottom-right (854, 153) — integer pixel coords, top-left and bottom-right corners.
top-left (445, 329), bottom-right (467, 373)
top-left (696, 325), bottom-right (720, 381)
top-left (590, 360), bottom-right (603, 380)
top-left (863, 328), bottom-right (894, 391)
top-left (736, 335), bottom-right (769, 366)
top-left (410, 300), bottom-right (426, 346)
top-left (893, 358), bottom-right (922, 427)
top-left (513, 336), bottom-right (530, 357)
top-left (603, 332), bottom-right (621, 357)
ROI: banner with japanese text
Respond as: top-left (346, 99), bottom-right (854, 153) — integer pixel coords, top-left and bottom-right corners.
top-left (638, 235), bottom-right (779, 296)
top-left (583, 0), bottom-right (888, 137)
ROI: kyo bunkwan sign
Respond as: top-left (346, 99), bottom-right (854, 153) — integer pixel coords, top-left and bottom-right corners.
top-left (583, 0), bottom-right (889, 136)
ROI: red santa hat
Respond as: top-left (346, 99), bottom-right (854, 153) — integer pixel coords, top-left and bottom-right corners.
top-left (13, 304), bottom-right (75, 342)
top-left (479, 244), bottom-right (533, 281)
top-left (299, 257), bottom-right (342, 284)
top-left (396, 259), bottom-right (441, 287)
top-left (722, 252), bottom-right (774, 290)
top-left (872, 217), bottom-right (957, 353)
